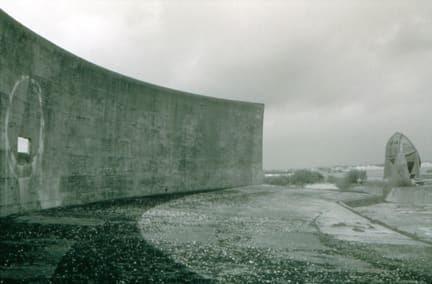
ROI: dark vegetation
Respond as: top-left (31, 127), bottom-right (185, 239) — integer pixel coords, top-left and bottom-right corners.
top-left (264, 169), bottom-right (368, 189)
top-left (345, 169), bottom-right (367, 184)
top-left (265, 168), bottom-right (384, 192)
top-left (264, 169), bottom-right (324, 186)
top-left (328, 169), bottom-right (367, 190)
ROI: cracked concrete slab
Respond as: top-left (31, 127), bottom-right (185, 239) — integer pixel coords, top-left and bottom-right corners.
top-left (139, 185), bottom-right (432, 282)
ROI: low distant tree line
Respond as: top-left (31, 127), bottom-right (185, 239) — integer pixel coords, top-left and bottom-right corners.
top-left (265, 168), bottom-right (368, 189)
top-left (327, 169), bottom-right (367, 190)
top-left (264, 169), bottom-right (324, 186)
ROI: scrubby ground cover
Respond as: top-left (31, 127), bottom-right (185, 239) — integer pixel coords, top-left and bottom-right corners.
top-left (264, 169), bottom-right (324, 186)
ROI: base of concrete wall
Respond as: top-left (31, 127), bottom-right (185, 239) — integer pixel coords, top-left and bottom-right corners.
top-left (385, 186), bottom-right (432, 205)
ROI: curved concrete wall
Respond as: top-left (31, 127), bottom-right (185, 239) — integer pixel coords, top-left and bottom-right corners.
top-left (0, 10), bottom-right (264, 216)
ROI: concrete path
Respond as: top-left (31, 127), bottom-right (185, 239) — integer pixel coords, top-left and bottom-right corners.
top-left (356, 202), bottom-right (432, 243)
top-left (140, 185), bottom-right (432, 282)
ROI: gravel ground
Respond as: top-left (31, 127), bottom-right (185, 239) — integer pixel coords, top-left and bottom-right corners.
top-left (140, 185), bottom-right (432, 283)
top-left (0, 186), bottom-right (431, 283)
top-left (0, 192), bottom-right (213, 283)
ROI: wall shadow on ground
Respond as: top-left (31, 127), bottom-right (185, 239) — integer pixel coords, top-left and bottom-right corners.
top-left (0, 192), bottom-right (216, 283)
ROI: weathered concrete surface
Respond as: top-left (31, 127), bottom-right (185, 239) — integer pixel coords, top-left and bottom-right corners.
top-left (384, 132), bottom-right (421, 184)
top-left (140, 185), bottom-right (432, 282)
top-left (1, 187), bottom-right (431, 282)
top-left (385, 186), bottom-right (432, 205)
top-left (357, 191), bottom-right (432, 243)
top-left (0, 10), bottom-right (264, 216)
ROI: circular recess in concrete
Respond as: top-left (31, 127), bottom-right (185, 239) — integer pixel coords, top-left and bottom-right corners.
top-left (5, 75), bottom-right (45, 178)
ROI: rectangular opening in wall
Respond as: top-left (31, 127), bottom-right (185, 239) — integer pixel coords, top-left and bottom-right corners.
top-left (17, 137), bottom-right (30, 154)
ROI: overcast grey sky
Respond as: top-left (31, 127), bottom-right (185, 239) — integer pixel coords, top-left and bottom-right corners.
top-left (2, 0), bottom-right (431, 169)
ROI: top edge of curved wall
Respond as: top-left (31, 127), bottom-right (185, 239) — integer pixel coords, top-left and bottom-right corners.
top-left (0, 8), bottom-right (264, 107)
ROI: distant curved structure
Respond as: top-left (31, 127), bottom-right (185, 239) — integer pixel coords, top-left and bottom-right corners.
top-left (0, 10), bottom-right (264, 216)
top-left (384, 132), bottom-right (421, 185)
